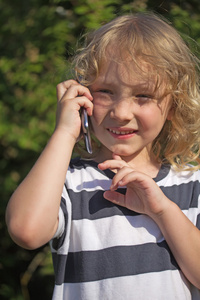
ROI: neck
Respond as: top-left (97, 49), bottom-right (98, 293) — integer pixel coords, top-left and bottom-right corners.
top-left (93, 146), bottom-right (161, 178)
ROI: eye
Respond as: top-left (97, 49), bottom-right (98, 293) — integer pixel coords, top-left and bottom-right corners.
top-left (135, 94), bottom-right (154, 104)
top-left (136, 94), bottom-right (153, 99)
top-left (96, 89), bottom-right (113, 94)
top-left (90, 87), bottom-right (114, 104)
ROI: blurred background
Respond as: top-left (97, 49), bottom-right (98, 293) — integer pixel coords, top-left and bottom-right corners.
top-left (1, 0), bottom-right (200, 299)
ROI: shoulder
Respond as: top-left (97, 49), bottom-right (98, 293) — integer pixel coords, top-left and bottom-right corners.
top-left (170, 165), bottom-right (200, 183)
top-left (66, 157), bottom-right (114, 191)
top-left (69, 157), bottom-right (99, 170)
top-left (64, 156), bottom-right (116, 194)
top-left (69, 157), bottom-right (114, 178)
top-left (156, 164), bottom-right (200, 184)
top-left (156, 164), bottom-right (200, 211)
top-left (68, 157), bottom-right (101, 178)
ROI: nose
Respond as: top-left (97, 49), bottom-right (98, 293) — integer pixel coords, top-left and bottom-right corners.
top-left (110, 98), bottom-right (134, 122)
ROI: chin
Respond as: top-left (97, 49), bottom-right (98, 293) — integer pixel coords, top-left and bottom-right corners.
top-left (110, 146), bottom-right (134, 157)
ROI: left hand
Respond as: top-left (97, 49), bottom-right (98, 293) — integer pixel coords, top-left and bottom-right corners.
top-left (98, 155), bottom-right (171, 218)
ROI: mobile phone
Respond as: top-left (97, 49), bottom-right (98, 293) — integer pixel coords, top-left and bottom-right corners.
top-left (81, 108), bottom-right (92, 154)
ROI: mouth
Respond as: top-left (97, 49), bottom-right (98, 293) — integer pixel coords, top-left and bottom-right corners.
top-left (108, 129), bottom-right (135, 135)
top-left (107, 128), bottom-right (137, 139)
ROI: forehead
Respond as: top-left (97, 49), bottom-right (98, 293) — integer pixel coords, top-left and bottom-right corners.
top-left (95, 57), bottom-right (160, 90)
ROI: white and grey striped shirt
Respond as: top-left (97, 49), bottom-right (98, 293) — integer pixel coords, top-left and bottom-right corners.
top-left (50, 158), bottom-right (200, 300)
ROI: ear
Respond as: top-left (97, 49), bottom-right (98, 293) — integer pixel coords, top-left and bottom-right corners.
top-left (167, 109), bottom-right (173, 120)
top-left (167, 101), bottom-right (175, 121)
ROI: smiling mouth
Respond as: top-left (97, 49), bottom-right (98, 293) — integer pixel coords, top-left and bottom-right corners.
top-left (108, 128), bottom-right (136, 135)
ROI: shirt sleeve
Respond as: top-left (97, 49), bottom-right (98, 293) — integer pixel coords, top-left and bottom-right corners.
top-left (51, 196), bottom-right (69, 251)
top-left (53, 206), bottom-right (65, 239)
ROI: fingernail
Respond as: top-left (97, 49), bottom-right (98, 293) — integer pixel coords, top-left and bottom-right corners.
top-left (110, 184), bottom-right (117, 191)
top-left (110, 184), bottom-right (114, 190)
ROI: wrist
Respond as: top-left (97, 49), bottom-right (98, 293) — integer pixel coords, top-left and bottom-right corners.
top-left (149, 199), bottom-right (178, 225)
top-left (53, 126), bottom-right (78, 145)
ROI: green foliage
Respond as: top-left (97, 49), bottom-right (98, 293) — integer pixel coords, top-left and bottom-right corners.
top-left (1, 0), bottom-right (200, 299)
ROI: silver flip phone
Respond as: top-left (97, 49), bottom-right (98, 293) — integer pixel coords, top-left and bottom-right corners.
top-left (81, 108), bottom-right (92, 154)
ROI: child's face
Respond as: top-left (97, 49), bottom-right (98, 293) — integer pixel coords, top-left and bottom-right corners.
top-left (89, 59), bottom-right (172, 161)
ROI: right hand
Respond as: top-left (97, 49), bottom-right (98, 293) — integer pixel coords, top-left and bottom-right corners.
top-left (55, 80), bottom-right (93, 142)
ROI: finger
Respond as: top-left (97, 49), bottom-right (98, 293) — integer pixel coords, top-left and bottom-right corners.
top-left (112, 153), bottom-right (122, 161)
top-left (116, 171), bottom-right (152, 192)
top-left (103, 190), bottom-right (126, 207)
top-left (56, 80), bottom-right (78, 101)
top-left (98, 158), bottom-right (129, 171)
top-left (57, 81), bottom-right (93, 103)
top-left (64, 85), bottom-right (93, 101)
top-left (73, 95), bottom-right (94, 116)
top-left (110, 166), bottom-right (133, 190)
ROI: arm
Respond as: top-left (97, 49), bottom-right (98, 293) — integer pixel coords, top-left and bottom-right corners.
top-left (99, 157), bottom-right (200, 289)
top-left (6, 80), bottom-right (93, 250)
top-left (152, 201), bottom-right (200, 290)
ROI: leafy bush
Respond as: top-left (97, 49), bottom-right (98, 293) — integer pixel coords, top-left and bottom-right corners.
top-left (1, 0), bottom-right (200, 299)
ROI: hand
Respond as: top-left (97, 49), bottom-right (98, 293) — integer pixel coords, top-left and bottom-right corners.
top-left (98, 154), bottom-right (171, 218)
top-left (55, 80), bottom-right (93, 142)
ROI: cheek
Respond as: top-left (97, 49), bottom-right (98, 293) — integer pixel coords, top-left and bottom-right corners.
top-left (91, 104), bottom-right (108, 125)
top-left (138, 107), bottom-right (167, 131)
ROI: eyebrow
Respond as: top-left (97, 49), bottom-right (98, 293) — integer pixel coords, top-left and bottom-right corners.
top-left (90, 80), bottom-right (157, 93)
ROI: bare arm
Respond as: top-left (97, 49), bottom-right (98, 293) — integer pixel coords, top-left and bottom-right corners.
top-left (6, 80), bottom-right (93, 250)
top-left (152, 201), bottom-right (200, 289)
top-left (99, 157), bottom-right (200, 289)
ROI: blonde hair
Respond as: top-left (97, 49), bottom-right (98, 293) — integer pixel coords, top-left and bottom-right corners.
top-left (72, 12), bottom-right (200, 170)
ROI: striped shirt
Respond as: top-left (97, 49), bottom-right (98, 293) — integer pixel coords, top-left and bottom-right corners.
top-left (50, 158), bottom-right (200, 300)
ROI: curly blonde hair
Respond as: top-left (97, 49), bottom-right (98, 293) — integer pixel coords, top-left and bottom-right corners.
top-left (72, 12), bottom-right (200, 170)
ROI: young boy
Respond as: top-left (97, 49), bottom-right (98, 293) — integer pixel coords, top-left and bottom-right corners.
top-left (6, 12), bottom-right (200, 299)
